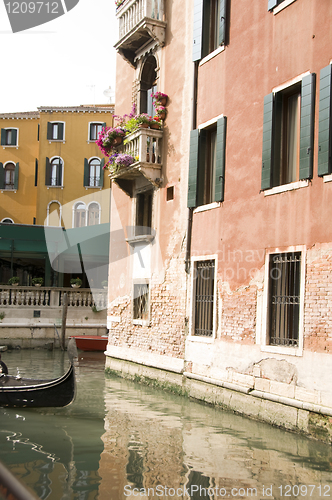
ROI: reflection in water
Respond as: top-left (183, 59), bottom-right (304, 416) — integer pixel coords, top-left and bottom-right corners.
top-left (0, 349), bottom-right (332, 499)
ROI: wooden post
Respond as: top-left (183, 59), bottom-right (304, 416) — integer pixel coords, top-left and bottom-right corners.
top-left (61, 292), bottom-right (69, 350)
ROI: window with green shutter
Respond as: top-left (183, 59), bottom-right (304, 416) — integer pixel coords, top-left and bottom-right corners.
top-left (0, 128), bottom-right (18, 146)
top-left (261, 74), bottom-right (315, 190)
top-left (187, 116), bottom-right (226, 208)
top-left (89, 123), bottom-right (105, 141)
top-left (47, 122), bottom-right (64, 141)
top-left (193, 0), bottom-right (227, 61)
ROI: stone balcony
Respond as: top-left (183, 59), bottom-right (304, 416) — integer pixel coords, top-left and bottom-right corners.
top-left (110, 127), bottom-right (163, 193)
top-left (115, 0), bottom-right (166, 66)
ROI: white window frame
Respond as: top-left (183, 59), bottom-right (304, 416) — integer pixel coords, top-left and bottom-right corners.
top-left (87, 157), bottom-right (101, 188)
top-left (1, 217), bottom-right (14, 223)
top-left (87, 201), bottom-right (101, 226)
top-left (273, 0), bottom-right (297, 15)
top-left (259, 245), bottom-right (306, 356)
top-left (189, 254), bottom-right (218, 343)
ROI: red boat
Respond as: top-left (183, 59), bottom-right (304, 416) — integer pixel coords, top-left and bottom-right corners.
top-left (70, 335), bottom-right (108, 352)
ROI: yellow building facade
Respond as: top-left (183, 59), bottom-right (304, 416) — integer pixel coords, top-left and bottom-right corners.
top-left (0, 105), bottom-right (113, 227)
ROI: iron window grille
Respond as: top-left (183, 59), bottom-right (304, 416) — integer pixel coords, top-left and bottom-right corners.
top-left (193, 259), bottom-right (215, 337)
top-left (133, 283), bottom-right (149, 321)
top-left (268, 252), bottom-right (301, 347)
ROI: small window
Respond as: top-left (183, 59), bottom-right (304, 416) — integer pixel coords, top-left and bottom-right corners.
top-left (166, 186), bottom-right (174, 201)
top-left (192, 259), bottom-right (215, 337)
top-left (136, 190), bottom-right (153, 235)
top-left (268, 252), bottom-right (301, 347)
top-left (89, 123), bottom-right (104, 141)
top-left (1, 128), bottom-right (17, 146)
top-left (133, 282), bottom-right (149, 322)
top-left (47, 122), bottom-right (64, 141)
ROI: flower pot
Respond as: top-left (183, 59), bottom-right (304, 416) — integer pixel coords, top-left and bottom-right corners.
top-left (158, 96), bottom-right (167, 106)
top-left (34, 284), bottom-right (42, 287)
top-left (150, 123), bottom-right (160, 130)
top-left (139, 123), bottom-right (149, 128)
top-left (112, 136), bottom-right (123, 146)
top-left (157, 112), bottom-right (166, 120)
top-left (71, 284), bottom-right (81, 288)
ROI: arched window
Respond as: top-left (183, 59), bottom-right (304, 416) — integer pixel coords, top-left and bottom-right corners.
top-left (74, 202), bottom-right (87, 228)
top-left (4, 163), bottom-right (15, 189)
top-left (88, 202), bottom-right (100, 226)
top-left (89, 159), bottom-right (101, 187)
top-left (46, 200), bottom-right (62, 227)
top-left (1, 218), bottom-right (14, 224)
top-left (140, 55), bottom-right (157, 116)
top-left (46, 157), bottom-right (63, 187)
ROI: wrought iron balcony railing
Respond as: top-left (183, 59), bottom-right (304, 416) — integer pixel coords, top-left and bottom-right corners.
top-left (115, 0), bottom-right (166, 66)
top-left (110, 127), bottom-right (163, 189)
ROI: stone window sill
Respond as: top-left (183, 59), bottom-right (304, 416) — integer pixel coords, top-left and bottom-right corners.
top-left (263, 179), bottom-right (309, 196)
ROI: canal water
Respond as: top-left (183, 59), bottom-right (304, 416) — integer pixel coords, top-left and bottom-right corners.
top-left (0, 349), bottom-right (332, 500)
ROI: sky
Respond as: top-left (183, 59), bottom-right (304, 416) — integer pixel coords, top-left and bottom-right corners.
top-left (0, 0), bottom-right (117, 113)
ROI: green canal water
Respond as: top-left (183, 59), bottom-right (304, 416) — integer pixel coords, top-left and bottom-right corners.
top-left (0, 348), bottom-right (332, 500)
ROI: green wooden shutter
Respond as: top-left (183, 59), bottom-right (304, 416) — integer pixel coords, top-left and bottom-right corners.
top-left (35, 159), bottom-right (38, 186)
top-left (188, 129), bottom-right (200, 207)
top-left (318, 65), bottom-right (332, 177)
top-left (261, 93), bottom-right (274, 190)
top-left (99, 158), bottom-right (105, 187)
top-left (84, 158), bottom-right (89, 187)
top-left (192, 0), bottom-right (203, 61)
top-left (11, 129), bottom-right (17, 146)
top-left (57, 159), bottom-right (63, 186)
top-left (215, 116), bottom-right (227, 202)
top-left (47, 122), bottom-right (52, 140)
top-left (45, 157), bottom-right (51, 185)
top-left (268, 0), bottom-right (278, 10)
top-left (58, 123), bottom-right (64, 141)
top-left (102, 122), bottom-right (106, 129)
top-left (299, 73), bottom-right (316, 180)
top-left (219, 0), bottom-right (227, 46)
top-left (0, 163), bottom-right (3, 189)
top-left (0, 129), bottom-right (5, 146)
top-left (14, 163), bottom-right (19, 190)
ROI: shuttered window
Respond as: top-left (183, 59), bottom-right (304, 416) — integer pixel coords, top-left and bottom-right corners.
top-left (0, 128), bottom-right (18, 146)
top-left (84, 158), bottom-right (105, 187)
top-left (47, 122), bottom-right (64, 141)
top-left (0, 162), bottom-right (19, 190)
top-left (192, 0), bottom-right (227, 61)
top-left (188, 117), bottom-right (226, 208)
top-left (45, 157), bottom-right (63, 186)
top-left (318, 65), bottom-right (332, 177)
top-left (261, 74), bottom-right (315, 190)
top-left (89, 123), bottom-right (105, 141)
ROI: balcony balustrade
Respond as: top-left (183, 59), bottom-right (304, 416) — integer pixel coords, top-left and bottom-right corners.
top-left (0, 286), bottom-right (107, 310)
top-left (115, 0), bottom-right (166, 66)
top-left (110, 127), bottom-right (163, 189)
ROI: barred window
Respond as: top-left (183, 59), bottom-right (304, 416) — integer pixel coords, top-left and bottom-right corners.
top-left (133, 283), bottom-right (149, 322)
top-left (193, 259), bottom-right (215, 337)
top-left (268, 252), bottom-right (301, 346)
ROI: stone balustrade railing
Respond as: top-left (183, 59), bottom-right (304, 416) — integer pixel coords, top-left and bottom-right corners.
top-left (117, 0), bottom-right (165, 40)
top-left (0, 286), bottom-right (107, 310)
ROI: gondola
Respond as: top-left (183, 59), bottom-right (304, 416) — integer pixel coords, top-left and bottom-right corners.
top-left (0, 339), bottom-right (77, 408)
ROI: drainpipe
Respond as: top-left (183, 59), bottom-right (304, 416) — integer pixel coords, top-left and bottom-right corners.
top-left (185, 61), bottom-right (199, 274)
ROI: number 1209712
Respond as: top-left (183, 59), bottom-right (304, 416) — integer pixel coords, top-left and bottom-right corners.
top-left (5, 2), bottom-right (60, 14)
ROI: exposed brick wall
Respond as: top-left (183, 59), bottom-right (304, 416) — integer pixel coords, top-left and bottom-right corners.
top-left (218, 283), bottom-right (257, 344)
top-left (304, 246), bottom-right (332, 353)
top-left (107, 255), bottom-right (187, 358)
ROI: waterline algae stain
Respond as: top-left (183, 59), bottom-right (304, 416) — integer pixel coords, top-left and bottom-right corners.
top-left (3, 0), bottom-right (80, 33)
